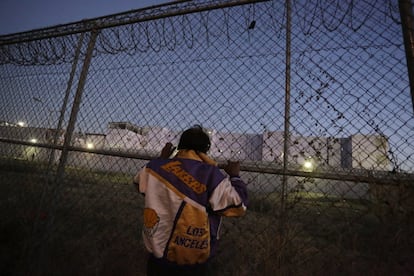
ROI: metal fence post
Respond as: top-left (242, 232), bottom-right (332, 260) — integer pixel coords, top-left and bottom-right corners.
top-left (47, 33), bottom-right (85, 174)
top-left (399, 0), bottom-right (414, 114)
top-left (280, 0), bottom-right (291, 271)
top-left (55, 29), bottom-right (99, 183)
top-left (28, 29), bottom-right (99, 275)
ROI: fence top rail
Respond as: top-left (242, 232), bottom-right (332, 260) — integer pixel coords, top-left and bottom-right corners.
top-left (0, 0), bottom-right (269, 46)
top-left (1, 137), bottom-right (413, 186)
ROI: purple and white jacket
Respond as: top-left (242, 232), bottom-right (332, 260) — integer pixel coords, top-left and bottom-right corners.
top-left (134, 156), bottom-right (248, 266)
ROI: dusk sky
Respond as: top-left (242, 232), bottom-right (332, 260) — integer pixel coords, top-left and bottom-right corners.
top-left (0, 1), bottom-right (413, 172)
top-left (0, 0), bottom-right (171, 35)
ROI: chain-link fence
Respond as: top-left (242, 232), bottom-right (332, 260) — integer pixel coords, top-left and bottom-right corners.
top-left (1, 0), bottom-right (414, 275)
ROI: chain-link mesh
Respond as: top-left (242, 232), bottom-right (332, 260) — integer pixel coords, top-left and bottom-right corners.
top-left (1, 0), bottom-right (413, 275)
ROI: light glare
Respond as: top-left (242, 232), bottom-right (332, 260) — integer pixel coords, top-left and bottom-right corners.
top-left (303, 160), bottom-right (313, 170)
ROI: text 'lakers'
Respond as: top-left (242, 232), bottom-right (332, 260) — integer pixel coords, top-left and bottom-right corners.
top-left (162, 161), bottom-right (206, 194)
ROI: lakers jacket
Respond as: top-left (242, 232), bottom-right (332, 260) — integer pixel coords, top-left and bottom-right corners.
top-left (134, 155), bottom-right (248, 266)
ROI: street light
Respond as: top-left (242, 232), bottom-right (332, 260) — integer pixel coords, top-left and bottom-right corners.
top-left (303, 158), bottom-right (314, 172)
top-left (17, 121), bottom-right (25, 127)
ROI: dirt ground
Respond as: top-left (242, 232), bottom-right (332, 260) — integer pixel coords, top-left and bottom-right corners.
top-left (1, 158), bottom-right (413, 275)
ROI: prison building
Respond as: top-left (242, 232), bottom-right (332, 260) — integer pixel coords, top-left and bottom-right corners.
top-left (325, 137), bottom-right (343, 168)
top-left (0, 122), bottom-right (392, 171)
top-left (261, 130), bottom-right (284, 163)
top-left (209, 130), bottom-right (262, 161)
top-left (261, 130), bottom-right (389, 170)
top-left (82, 133), bottom-right (106, 149)
top-left (346, 134), bottom-right (390, 171)
top-left (105, 122), bottom-right (179, 153)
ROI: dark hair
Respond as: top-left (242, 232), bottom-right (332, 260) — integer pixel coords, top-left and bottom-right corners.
top-left (177, 125), bottom-right (211, 153)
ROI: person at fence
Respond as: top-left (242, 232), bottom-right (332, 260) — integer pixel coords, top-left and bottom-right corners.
top-left (133, 125), bottom-right (248, 275)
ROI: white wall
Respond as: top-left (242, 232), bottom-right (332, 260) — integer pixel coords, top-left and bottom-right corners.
top-left (351, 134), bottom-right (390, 170)
top-left (210, 131), bottom-right (262, 161)
top-left (289, 135), bottom-right (329, 167)
top-left (262, 130), bottom-right (284, 163)
top-left (326, 137), bottom-right (343, 167)
top-left (0, 124), bottom-right (392, 172)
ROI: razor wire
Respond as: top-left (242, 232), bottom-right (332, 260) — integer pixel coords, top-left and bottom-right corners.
top-left (1, 0), bottom-right (414, 275)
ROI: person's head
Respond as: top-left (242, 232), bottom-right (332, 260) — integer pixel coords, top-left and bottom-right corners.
top-left (177, 125), bottom-right (211, 153)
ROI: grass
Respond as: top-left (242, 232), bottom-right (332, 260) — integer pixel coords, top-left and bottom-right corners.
top-left (1, 157), bottom-right (413, 275)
